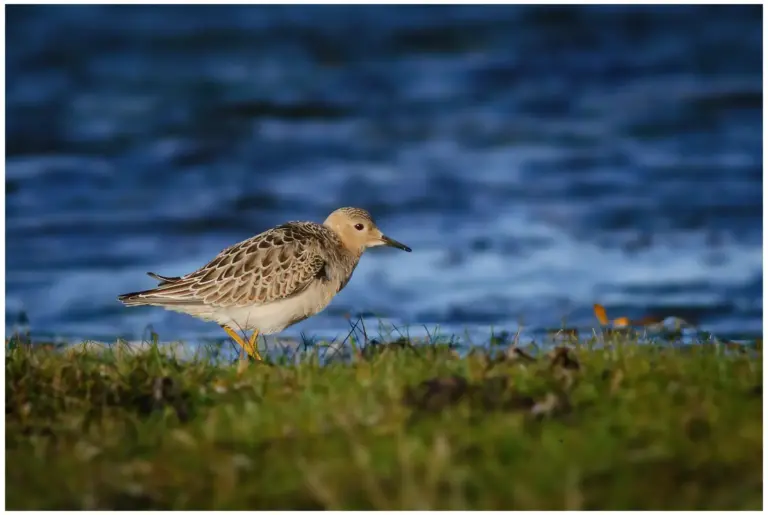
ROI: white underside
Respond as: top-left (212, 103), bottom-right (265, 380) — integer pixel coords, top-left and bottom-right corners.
top-left (160, 281), bottom-right (335, 334)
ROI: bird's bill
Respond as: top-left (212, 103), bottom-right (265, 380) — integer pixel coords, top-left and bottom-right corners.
top-left (379, 234), bottom-right (412, 252)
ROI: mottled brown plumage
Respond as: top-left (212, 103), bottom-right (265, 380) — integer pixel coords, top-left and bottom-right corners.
top-left (118, 207), bottom-right (411, 359)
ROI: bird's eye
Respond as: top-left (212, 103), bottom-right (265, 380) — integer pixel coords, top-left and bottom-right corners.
top-left (354, 223), bottom-right (365, 231)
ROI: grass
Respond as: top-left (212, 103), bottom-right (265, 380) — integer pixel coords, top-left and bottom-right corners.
top-left (5, 334), bottom-right (763, 510)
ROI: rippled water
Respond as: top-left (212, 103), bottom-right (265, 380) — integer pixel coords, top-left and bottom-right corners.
top-left (6, 5), bottom-right (763, 345)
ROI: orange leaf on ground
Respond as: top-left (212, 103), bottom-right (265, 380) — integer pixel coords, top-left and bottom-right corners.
top-left (613, 317), bottom-right (630, 327)
top-left (593, 303), bottom-right (609, 325)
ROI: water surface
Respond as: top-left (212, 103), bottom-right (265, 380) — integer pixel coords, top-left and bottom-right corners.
top-left (6, 5), bottom-right (763, 344)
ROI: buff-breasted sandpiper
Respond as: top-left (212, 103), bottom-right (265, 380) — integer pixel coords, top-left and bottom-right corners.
top-left (118, 207), bottom-right (411, 359)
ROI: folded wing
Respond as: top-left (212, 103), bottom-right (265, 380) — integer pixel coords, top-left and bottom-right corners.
top-left (118, 223), bottom-right (328, 308)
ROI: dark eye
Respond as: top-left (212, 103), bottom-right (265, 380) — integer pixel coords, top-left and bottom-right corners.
top-left (354, 223), bottom-right (364, 231)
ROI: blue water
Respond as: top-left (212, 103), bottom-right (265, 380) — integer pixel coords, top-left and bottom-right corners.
top-left (6, 5), bottom-right (763, 345)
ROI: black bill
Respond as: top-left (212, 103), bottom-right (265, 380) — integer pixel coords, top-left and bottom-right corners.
top-left (380, 234), bottom-right (412, 252)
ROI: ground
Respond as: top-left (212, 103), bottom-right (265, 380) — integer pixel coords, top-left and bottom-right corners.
top-left (5, 334), bottom-right (763, 509)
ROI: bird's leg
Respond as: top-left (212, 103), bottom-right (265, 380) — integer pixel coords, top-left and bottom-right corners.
top-left (221, 325), bottom-right (247, 358)
top-left (246, 330), bottom-right (262, 361)
top-left (221, 325), bottom-right (262, 361)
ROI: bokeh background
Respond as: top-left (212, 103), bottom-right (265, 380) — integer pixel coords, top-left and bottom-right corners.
top-left (6, 5), bottom-right (763, 345)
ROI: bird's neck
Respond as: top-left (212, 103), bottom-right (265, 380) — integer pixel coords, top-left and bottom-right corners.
top-left (331, 246), bottom-right (362, 295)
top-left (340, 244), bottom-right (363, 267)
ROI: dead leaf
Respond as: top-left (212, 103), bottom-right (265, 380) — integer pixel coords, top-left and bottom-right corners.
top-left (505, 346), bottom-right (537, 362)
top-left (593, 303), bottom-right (609, 325)
top-left (613, 317), bottom-right (630, 328)
top-left (547, 328), bottom-right (580, 340)
top-left (403, 375), bottom-right (470, 412)
top-left (550, 347), bottom-right (580, 371)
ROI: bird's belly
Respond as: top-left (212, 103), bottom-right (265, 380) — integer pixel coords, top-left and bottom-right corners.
top-left (214, 284), bottom-right (334, 334)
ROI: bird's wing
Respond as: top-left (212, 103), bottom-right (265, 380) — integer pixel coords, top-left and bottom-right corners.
top-left (125, 223), bottom-right (329, 308)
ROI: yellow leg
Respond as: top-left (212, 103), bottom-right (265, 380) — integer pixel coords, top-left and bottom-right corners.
top-left (221, 325), bottom-right (262, 361)
top-left (246, 330), bottom-right (262, 361)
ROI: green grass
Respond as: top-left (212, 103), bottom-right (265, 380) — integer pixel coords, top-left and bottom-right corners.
top-left (5, 336), bottom-right (763, 509)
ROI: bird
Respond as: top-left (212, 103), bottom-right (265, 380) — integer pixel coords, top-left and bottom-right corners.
top-left (117, 207), bottom-right (411, 360)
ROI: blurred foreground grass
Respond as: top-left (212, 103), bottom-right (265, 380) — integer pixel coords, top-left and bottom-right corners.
top-left (6, 336), bottom-right (763, 509)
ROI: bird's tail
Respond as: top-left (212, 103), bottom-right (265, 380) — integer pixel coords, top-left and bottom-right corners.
top-left (117, 272), bottom-right (195, 307)
top-left (117, 290), bottom-right (154, 306)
